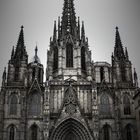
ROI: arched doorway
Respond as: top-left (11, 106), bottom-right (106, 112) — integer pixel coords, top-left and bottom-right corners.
top-left (49, 118), bottom-right (93, 140)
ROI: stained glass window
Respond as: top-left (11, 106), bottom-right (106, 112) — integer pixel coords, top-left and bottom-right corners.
top-left (100, 94), bottom-right (110, 115)
top-left (28, 93), bottom-right (41, 116)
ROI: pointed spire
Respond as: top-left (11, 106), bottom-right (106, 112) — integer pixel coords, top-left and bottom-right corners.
top-left (81, 21), bottom-right (85, 42)
top-left (2, 67), bottom-right (6, 86)
top-left (13, 26), bottom-right (28, 62)
top-left (77, 17), bottom-right (80, 40)
top-left (53, 21), bottom-right (57, 42)
top-left (17, 25), bottom-right (24, 48)
top-left (58, 17), bottom-right (61, 39)
top-left (125, 47), bottom-right (129, 60)
top-left (61, 0), bottom-right (77, 36)
top-left (11, 46), bottom-right (15, 59)
top-left (114, 27), bottom-right (125, 60)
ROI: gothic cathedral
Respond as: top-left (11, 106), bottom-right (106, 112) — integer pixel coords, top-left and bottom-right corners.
top-left (0, 0), bottom-right (140, 140)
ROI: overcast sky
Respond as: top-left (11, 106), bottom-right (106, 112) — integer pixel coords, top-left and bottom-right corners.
top-left (0, 0), bottom-right (140, 84)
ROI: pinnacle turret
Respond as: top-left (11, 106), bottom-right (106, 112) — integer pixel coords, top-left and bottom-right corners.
top-left (2, 67), bottom-right (6, 86)
top-left (77, 17), bottom-right (80, 40)
top-left (125, 47), bottom-right (129, 60)
top-left (114, 27), bottom-right (125, 60)
top-left (58, 17), bottom-right (61, 39)
top-left (11, 46), bottom-right (15, 59)
top-left (53, 21), bottom-right (57, 42)
top-left (81, 21), bottom-right (85, 42)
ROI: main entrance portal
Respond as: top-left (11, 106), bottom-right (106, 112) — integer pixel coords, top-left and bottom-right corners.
top-left (49, 118), bottom-right (93, 140)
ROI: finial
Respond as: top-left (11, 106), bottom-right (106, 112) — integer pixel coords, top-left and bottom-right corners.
top-left (35, 45), bottom-right (38, 56)
top-left (21, 25), bottom-right (24, 29)
top-left (134, 68), bottom-right (138, 87)
top-left (58, 17), bottom-right (61, 39)
top-left (2, 67), bottom-right (6, 83)
top-left (116, 26), bottom-right (119, 30)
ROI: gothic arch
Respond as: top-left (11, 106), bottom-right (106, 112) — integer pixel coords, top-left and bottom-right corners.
top-left (124, 124), bottom-right (134, 140)
top-left (7, 124), bottom-right (17, 140)
top-left (99, 93), bottom-right (113, 115)
top-left (123, 95), bottom-right (131, 115)
top-left (101, 124), bottom-right (112, 140)
top-left (49, 118), bottom-right (93, 140)
top-left (28, 123), bottom-right (43, 140)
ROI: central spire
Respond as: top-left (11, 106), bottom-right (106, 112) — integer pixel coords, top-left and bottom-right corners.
top-left (61, 0), bottom-right (77, 37)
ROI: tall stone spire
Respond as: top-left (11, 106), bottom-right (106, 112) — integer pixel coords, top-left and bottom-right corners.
top-left (17, 25), bottom-right (24, 47)
top-left (114, 27), bottom-right (125, 60)
top-left (61, 0), bottom-right (77, 37)
top-left (13, 26), bottom-right (28, 63)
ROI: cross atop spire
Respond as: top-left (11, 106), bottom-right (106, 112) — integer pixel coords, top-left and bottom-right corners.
top-left (114, 26), bottom-right (125, 60)
top-left (61, 0), bottom-right (77, 37)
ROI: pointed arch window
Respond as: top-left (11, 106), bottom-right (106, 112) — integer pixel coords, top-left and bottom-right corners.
top-left (28, 92), bottom-right (41, 116)
top-left (66, 43), bottom-right (73, 67)
top-left (126, 125), bottom-right (132, 140)
top-left (9, 125), bottom-right (15, 140)
top-left (121, 64), bottom-right (126, 81)
top-left (100, 94), bottom-right (110, 115)
top-left (53, 46), bottom-right (58, 71)
top-left (81, 46), bottom-right (86, 70)
top-left (123, 95), bottom-right (131, 115)
top-left (31, 124), bottom-right (38, 140)
top-left (103, 124), bottom-right (111, 140)
top-left (15, 67), bottom-right (19, 81)
top-left (10, 95), bottom-right (18, 115)
top-left (100, 67), bottom-right (104, 82)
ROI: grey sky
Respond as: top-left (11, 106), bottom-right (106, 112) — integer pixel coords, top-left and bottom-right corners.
top-left (0, 0), bottom-right (140, 84)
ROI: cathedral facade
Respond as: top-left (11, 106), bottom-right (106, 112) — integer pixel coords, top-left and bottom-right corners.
top-left (0, 0), bottom-right (139, 140)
